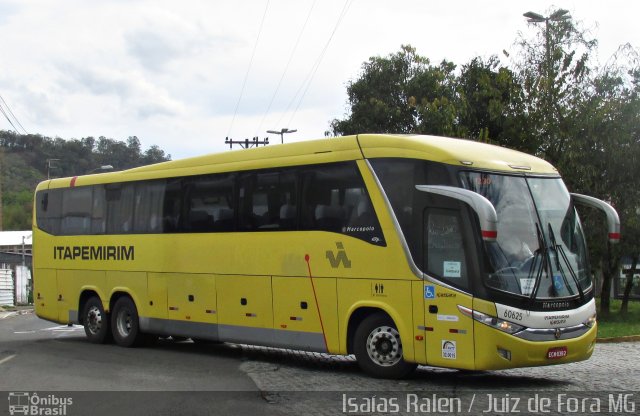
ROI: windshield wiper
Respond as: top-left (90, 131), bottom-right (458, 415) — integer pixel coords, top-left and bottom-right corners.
top-left (528, 223), bottom-right (547, 306)
top-left (548, 223), bottom-right (584, 301)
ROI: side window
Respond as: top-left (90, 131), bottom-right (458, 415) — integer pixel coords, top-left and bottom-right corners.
top-left (239, 170), bottom-right (297, 231)
top-left (105, 184), bottom-right (135, 234)
top-left (60, 186), bottom-right (93, 235)
top-left (163, 179), bottom-right (183, 233)
top-left (91, 185), bottom-right (106, 234)
top-left (425, 208), bottom-right (469, 290)
top-left (134, 180), bottom-right (166, 233)
top-left (35, 189), bottom-right (62, 235)
top-left (184, 173), bottom-right (235, 232)
top-left (301, 162), bottom-right (385, 246)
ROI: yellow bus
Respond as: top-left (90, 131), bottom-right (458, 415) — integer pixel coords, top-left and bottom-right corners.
top-left (32, 134), bottom-right (619, 378)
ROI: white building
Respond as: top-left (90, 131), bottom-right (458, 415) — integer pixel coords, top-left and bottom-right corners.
top-left (0, 231), bottom-right (32, 306)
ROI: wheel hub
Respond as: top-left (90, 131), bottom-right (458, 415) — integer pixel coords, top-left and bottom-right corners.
top-left (117, 310), bottom-right (132, 336)
top-left (86, 306), bottom-right (102, 334)
top-left (366, 325), bottom-right (402, 367)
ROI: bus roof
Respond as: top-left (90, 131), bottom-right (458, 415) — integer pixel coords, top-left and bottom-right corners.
top-left (41, 134), bottom-right (557, 190)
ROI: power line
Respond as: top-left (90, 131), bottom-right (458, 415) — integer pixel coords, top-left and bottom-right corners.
top-left (227, 0), bottom-right (271, 138)
top-left (0, 94), bottom-right (27, 134)
top-left (0, 102), bottom-right (20, 133)
top-left (255, 0), bottom-right (317, 136)
top-left (279, 0), bottom-right (354, 129)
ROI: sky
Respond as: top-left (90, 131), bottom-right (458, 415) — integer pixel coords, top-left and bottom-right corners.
top-left (0, 0), bottom-right (638, 160)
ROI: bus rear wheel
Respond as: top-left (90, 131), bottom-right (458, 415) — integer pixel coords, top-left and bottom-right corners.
top-left (82, 296), bottom-right (112, 344)
top-left (111, 296), bottom-right (146, 347)
top-left (353, 312), bottom-right (417, 379)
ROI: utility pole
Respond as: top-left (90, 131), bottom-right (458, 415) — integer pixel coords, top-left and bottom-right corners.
top-left (224, 136), bottom-right (270, 150)
top-left (267, 128), bottom-right (297, 144)
top-left (46, 158), bottom-right (60, 179)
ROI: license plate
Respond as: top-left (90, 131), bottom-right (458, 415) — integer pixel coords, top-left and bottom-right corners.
top-left (547, 346), bottom-right (568, 359)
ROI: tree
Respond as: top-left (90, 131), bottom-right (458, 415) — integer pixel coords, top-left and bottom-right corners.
top-left (457, 56), bottom-right (521, 144)
top-left (330, 45), bottom-right (463, 136)
top-left (559, 45), bottom-right (640, 315)
top-left (330, 46), bottom-right (520, 143)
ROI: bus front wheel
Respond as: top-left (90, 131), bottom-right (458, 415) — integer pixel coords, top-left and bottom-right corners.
top-left (111, 296), bottom-right (146, 347)
top-left (353, 312), bottom-right (417, 379)
top-left (82, 296), bottom-right (112, 344)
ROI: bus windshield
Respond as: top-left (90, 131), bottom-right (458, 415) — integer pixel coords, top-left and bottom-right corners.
top-left (460, 172), bottom-right (590, 300)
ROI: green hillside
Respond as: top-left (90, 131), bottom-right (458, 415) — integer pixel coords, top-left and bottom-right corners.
top-left (0, 131), bottom-right (171, 230)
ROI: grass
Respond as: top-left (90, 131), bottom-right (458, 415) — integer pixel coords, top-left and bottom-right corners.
top-left (596, 298), bottom-right (640, 339)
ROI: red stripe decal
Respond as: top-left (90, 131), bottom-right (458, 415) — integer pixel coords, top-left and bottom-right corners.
top-left (608, 232), bottom-right (621, 240)
top-left (305, 254), bottom-right (329, 352)
top-left (482, 230), bottom-right (497, 239)
top-left (425, 327), bottom-right (434, 332)
top-left (449, 329), bottom-right (459, 333)
top-left (70, 176), bottom-right (78, 187)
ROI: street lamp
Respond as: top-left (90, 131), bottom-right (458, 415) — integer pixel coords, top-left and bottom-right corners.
top-left (267, 128), bottom-right (297, 144)
top-left (523, 10), bottom-right (570, 96)
top-left (87, 165), bottom-right (114, 174)
top-left (523, 9), bottom-right (570, 125)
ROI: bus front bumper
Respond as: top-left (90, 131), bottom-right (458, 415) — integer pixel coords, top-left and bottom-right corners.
top-left (473, 321), bottom-right (597, 370)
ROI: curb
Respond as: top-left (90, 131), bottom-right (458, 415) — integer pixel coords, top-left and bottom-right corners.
top-left (596, 335), bottom-right (640, 343)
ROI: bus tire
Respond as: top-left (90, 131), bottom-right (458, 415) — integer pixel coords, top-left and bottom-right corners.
top-left (353, 312), bottom-right (417, 379)
top-left (111, 296), bottom-right (145, 347)
top-left (82, 296), bottom-right (112, 344)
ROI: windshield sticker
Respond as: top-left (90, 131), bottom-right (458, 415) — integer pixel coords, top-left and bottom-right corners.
top-left (553, 275), bottom-right (565, 292)
top-left (443, 261), bottom-right (461, 278)
top-left (520, 278), bottom-right (535, 295)
top-left (442, 340), bottom-right (457, 359)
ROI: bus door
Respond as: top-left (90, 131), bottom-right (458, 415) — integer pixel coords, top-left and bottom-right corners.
top-left (422, 201), bottom-right (476, 369)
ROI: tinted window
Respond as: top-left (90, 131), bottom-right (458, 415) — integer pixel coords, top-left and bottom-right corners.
top-left (60, 186), bottom-right (93, 235)
top-left (105, 184), bottom-right (135, 234)
top-left (425, 208), bottom-right (469, 290)
top-left (162, 179), bottom-right (183, 233)
top-left (370, 158), bottom-right (452, 259)
top-left (301, 163), bottom-right (385, 246)
top-left (91, 185), bottom-right (106, 234)
top-left (184, 173), bottom-right (235, 232)
top-left (35, 162), bottom-right (385, 245)
top-left (134, 180), bottom-right (166, 233)
top-left (35, 189), bottom-right (62, 235)
top-left (239, 170), bottom-right (296, 231)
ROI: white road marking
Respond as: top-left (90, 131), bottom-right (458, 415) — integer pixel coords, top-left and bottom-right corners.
top-left (42, 325), bottom-right (83, 331)
top-left (0, 354), bottom-right (16, 365)
top-left (14, 324), bottom-right (83, 335)
top-left (0, 312), bottom-right (17, 319)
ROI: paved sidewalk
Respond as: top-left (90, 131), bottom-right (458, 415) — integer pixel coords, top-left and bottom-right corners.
top-left (239, 343), bottom-right (640, 415)
top-left (0, 306), bottom-right (34, 319)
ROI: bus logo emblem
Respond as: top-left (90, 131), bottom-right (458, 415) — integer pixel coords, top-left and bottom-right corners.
top-left (326, 242), bottom-right (351, 268)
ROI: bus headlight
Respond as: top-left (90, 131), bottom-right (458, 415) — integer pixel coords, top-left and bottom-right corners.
top-left (583, 313), bottom-right (597, 328)
top-left (458, 305), bottom-right (525, 335)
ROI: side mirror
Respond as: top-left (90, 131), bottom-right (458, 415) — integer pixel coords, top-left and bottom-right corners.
top-left (416, 185), bottom-right (498, 241)
top-left (571, 193), bottom-right (620, 244)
